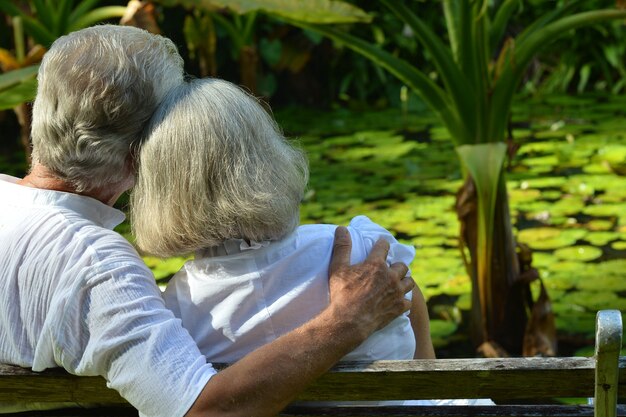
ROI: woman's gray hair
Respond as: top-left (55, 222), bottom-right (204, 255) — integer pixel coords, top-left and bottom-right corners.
top-left (31, 25), bottom-right (184, 192)
top-left (131, 78), bottom-right (309, 257)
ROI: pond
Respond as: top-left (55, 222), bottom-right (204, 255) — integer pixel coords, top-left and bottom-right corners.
top-left (6, 93), bottom-right (620, 358)
top-left (274, 93), bottom-right (626, 358)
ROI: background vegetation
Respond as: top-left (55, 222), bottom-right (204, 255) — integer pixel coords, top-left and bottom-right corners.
top-left (1, 0), bottom-right (625, 358)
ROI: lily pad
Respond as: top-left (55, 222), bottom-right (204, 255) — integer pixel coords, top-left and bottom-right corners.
top-left (430, 319), bottom-right (458, 348)
top-left (585, 219), bottom-right (614, 231)
top-left (519, 177), bottom-right (567, 189)
top-left (555, 313), bottom-right (596, 337)
top-left (553, 246), bottom-right (603, 262)
top-left (597, 144), bottom-right (626, 164)
top-left (583, 163), bottom-right (611, 175)
top-left (560, 291), bottom-right (624, 311)
top-left (583, 203), bottom-right (626, 218)
top-left (584, 232), bottom-right (619, 246)
top-left (542, 272), bottom-right (581, 291)
top-left (518, 227), bottom-right (587, 250)
top-left (456, 293), bottom-right (472, 311)
top-left (438, 274), bottom-right (472, 296)
top-left (547, 261), bottom-right (588, 273)
top-left (577, 275), bottom-right (626, 292)
top-left (509, 188), bottom-right (541, 204)
top-left (532, 252), bottom-right (558, 268)
top-left (611, 241), bottom-right (626, 250)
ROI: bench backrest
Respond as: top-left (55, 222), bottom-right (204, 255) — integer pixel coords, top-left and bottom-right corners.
top-left (1, 310), bottom-right (623, 417)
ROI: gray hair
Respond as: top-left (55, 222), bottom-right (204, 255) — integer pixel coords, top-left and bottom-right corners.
top-left (31, 25), bottom-right (184, 192)
top-left (131, 78), bottom-right (309, 257)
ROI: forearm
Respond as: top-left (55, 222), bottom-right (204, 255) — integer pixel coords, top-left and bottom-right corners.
top-left (410, 286), bottom-right (436, 359)
top-left (185, 303), bottom-right (367, 417)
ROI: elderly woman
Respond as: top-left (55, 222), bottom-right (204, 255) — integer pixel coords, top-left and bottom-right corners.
top-left (131, 78), bottom-right (436, 365)
top-left (0, 26), bottom-right (415, 417)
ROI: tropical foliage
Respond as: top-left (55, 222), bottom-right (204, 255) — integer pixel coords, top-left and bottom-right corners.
top-left (285, 0), bottom-right (626, 355)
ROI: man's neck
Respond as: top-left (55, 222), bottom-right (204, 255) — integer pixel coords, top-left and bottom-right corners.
top-left (18, 164), bottom-right (124, 206)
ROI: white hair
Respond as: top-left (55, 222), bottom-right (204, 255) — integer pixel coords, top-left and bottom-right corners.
top-left (31, 25), bottom-right (184, 192)
top-left (131, 78), bottom-right (309, 257)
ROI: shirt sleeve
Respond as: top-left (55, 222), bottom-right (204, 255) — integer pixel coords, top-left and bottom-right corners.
top-left (342, 216), bottom-right (417, 361)
top-left (47, 238), bottom-right (216, 417)
top-left (347, 215), bottom-right (415, 275)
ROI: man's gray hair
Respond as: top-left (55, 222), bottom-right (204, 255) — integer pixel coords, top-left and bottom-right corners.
top-left (31, 25), bottom-right (184, 192)
top-left (131, 78), bottom-right (309, 257)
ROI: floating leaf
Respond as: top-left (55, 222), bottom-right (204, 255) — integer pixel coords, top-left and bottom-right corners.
top-left (584, 231), bottom-right (619, 246)
top-left (547, 261), bottom-right (588, 273)
top-left (583, 163), bottom-right (611, 174)
top-left (518, 227), bottom-right (587, 250)
top-left (585, 219), bottom-right (614, 231)
top-left (553, 246), bottom-right (603, 262)
top-left (519, 177), bottom-right (567, 189)
top-left (456, 293), bottom-right (471, 311)
top-left (611, 241), bottom-right (626, 250)
top-left (555, 312), bottom-right (596, 337)
top-left (509, 188), bottom-right (541, 204)
top-left (577, 275), bottom-right (626, 292)
top-left (438, 274), bottom-right (472, 296)
top-left (560, 291), bottom-right (623, 311)
top-left (430, 319), bottom-right (458, 348)
top-left (583, 203), bottom-right (626, 218)
top-left (523, 155), bottom-right (559, 167)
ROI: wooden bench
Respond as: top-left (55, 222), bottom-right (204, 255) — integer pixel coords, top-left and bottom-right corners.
top-left (1, 309), bottom-right (624, 417)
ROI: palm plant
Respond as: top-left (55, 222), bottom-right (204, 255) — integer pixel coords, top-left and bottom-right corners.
top-left (285, 0), bottom-right (626, 355)
top-left (158, 0), bottom-right (371, 93)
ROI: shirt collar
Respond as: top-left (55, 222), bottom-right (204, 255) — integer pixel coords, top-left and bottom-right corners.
top-left (0, 174), bottom-right (126, 230)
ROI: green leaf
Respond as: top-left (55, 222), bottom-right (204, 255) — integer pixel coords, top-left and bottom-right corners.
top-left (69, 0), bottom-right (103, 23)
top-left (456, 142), bottom-right (507, 324)
top-left (206, 0), bottom-right (372, 24)
top-left (554, 246), bottom-right (603, 262)
top-left (68, 6), bottom-right (127, 32)
top-left (18, 14), bottom-right (57, 47)
top-left (53, 0), bottom-right (75, 35)
top-left (381, 0), bottom-right (474, 144)
top-left (31, 0), bottom-right (55, 31)
top-left (515, 0), bottom-right (585, 46)
top-left (516, 10), bottom-right (626, 77)
top-left (0, 77), bottom-right (37, 110)
top-left (0, 65), bottom-right (39, 91)
top-left (489, 0), bottom-right (521, 53)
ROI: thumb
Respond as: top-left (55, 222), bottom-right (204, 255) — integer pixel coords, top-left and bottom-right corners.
top-left (329, 226), bottom-right (352, 275)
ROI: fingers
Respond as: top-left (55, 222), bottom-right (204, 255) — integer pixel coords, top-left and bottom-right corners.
top-left (365, 238), bottom-right (390, 265)
top-left (399, 274), bottom-right (416, 295)
top-left (329, 226), bottom-right (352, 276)
top-left (389, 262), bottom-right (409, 280)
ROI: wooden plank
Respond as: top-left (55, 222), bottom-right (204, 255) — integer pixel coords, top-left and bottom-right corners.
top-left (594, 310), bottom-right (623, 417)
top-left (1, 357), bottom-right (619, 403)
top-left (0, 365), bottom-right (127, 404)
top-left (2, 407), bottom-right (138, 417)
top-left (280, 405), bottom-right (626, 417)
top-left (294, 358), bottom-right (597, 401)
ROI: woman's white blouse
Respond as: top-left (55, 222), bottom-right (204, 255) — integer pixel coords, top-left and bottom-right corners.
top-left (163, 215), bottom-right (417, 363)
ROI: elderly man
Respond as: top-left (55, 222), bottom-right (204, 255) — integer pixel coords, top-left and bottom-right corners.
top-left (0, 25), bottom-right (414, 417)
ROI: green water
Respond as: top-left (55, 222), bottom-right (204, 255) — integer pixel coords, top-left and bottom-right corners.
top-left (278, 94), bottom-right (626, 357)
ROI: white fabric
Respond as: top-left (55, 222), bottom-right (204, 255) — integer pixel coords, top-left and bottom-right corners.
top-left (164, 216), bottom-right (416, 363)
top-left (0, 174), bottom-right (216, 417)
top-left (164, 215), bottom-right (494, 407)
